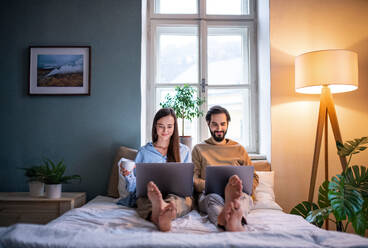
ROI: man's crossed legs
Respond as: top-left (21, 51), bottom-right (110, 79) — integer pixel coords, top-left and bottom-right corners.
top-left (199, 175), bottom-right (252, 231)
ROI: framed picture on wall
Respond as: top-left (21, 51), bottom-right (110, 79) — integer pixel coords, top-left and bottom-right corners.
top-left (29, 46), bottom-right (91, 95)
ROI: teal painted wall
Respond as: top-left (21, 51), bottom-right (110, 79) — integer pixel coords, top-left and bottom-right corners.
top-left (0, 0), bottom-right (141, 199)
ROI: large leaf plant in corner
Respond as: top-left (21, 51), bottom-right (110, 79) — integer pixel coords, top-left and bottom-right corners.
top-left (290, 136), bottom-right (368, 236)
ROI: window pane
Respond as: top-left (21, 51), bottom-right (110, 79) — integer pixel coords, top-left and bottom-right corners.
top-left (156, 88), bottom-right (199, 144)
top-left (206, 0), bottom-right (249, 15)
top-left (155, 0), bottom-right (197, 14)
top-left (208, 88), bottom-right (250, 147)
top-left (156, 26), bottom-right (199, 84)
top-left (207, 27), bottom-right (249, 85)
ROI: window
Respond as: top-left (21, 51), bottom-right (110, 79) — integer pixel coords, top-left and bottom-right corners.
top-left (145, 0), bottom-right (258, 153)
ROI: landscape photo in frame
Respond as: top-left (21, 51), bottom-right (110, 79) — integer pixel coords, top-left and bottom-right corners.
top-left (29, 46), bottom-right (91, 95)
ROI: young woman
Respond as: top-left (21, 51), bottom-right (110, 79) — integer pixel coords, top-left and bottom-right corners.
top-left (118, 108), bottom-right (192, 232)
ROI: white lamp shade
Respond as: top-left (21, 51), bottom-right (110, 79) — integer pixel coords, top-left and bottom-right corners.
top-left (295, 49), bottom-right (358, 94)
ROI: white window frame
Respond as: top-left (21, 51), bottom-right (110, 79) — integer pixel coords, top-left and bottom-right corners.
top-left (145, 0), bottom-right (258, 153)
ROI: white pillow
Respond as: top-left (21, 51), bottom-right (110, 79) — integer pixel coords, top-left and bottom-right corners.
top-left (117, 158), bottom-right (134, 199)
top-left (253, 171), bottom-right (283, 210)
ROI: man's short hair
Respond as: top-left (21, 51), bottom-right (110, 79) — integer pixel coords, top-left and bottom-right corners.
top-left (205, 105), bottom-right (231, 123)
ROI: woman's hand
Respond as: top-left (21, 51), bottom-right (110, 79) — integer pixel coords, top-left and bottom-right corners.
top-left (119, 163), bottom-right (135, 176)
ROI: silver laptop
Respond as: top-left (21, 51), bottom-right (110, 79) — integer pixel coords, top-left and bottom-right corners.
top-left (205, 166), bottom-right (254, 196)
top-left (135, 163), bottom-right (194, 198)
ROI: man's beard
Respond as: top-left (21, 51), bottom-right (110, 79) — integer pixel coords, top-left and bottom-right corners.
top-left (210, 129), bottom-right (227, 142)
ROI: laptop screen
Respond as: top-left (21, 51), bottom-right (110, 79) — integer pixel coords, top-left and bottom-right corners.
top-left (205, 166), bottom-right (254, 197)
top-left (135, 163), bottom-right (194, 198)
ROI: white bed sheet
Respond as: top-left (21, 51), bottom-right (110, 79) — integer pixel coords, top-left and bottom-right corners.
top-left (1, 195), bottom-right (367, 248)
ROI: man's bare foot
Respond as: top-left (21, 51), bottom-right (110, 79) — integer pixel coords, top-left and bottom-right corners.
top-left (158, 202), bottom-right (176, 232)
top-left (224, 199), bottom-right (245, 232)
top-left (219, 175), bottom-right (243, 227)
top-left (225, 175), bottom-right (243, 203)
top-left (147, 181), bottom-right (165, 225)
top-left (217, 209), bottom-right (226, 227)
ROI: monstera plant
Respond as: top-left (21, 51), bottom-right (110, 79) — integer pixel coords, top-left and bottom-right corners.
top-left (290, 136), bottom-right (368, 236)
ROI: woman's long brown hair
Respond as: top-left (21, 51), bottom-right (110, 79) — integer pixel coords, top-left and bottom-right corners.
top-left (152, 108), bottom-right (181, 162)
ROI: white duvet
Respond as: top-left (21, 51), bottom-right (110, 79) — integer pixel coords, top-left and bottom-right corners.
top-left (1, 195), bottom-right (367, 248)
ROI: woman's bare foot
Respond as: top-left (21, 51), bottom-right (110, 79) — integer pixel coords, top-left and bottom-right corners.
top-left (147, 181), bottom-right (176, 231)
top-left (224, 199), bottom-right (245, 232)
top-left (147, 181), bottom-right (165, 225)
top-left (225, 175), bottom-right (243, 203)
top-left (158, 202), bottom-right (176, 232)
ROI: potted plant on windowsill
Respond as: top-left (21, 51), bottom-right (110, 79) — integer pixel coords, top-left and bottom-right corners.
top-left (21, 165), bottom-right (47, 197)
top-left (160, 84), bottom-right (205, 149)
top-left (42, 159), bottom-right (81, 199)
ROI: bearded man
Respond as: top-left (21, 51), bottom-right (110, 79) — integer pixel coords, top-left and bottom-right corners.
top-left (192, 105), bottom-right (258, 231)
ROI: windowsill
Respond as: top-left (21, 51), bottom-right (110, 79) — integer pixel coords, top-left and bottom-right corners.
top-left (249, 153), bottom-right (267, 160)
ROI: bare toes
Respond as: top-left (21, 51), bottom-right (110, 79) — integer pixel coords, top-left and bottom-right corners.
top-left (158, 203), bottom-right (176, 232)
top-left (161, 202), bottom-right (176, 219)
top-left (230, 175), bottom-right (240, 185)
top-left (225, 175), bottom-right (243, 202)
top-left (147, 182), bottom-right (163, 225)
top-left (147, 182), bottom-right (162, 200)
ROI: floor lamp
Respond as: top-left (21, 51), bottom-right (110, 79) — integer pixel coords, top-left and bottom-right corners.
top-left (294, 49), bottom-right (359, 203)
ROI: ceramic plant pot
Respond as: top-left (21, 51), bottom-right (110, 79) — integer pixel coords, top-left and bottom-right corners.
top-left (179, 136), bottom-right (192, 150)
top-left (29, 181), bottom-right (44, 197)
top-left (45, 184), bottom-right (62, 199)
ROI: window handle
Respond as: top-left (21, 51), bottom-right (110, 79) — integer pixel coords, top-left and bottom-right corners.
top-left (201, 78), bottom-right (208, 93)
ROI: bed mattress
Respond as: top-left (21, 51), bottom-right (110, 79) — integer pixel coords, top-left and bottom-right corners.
top-left (1, 195), bottom-right (367, 247)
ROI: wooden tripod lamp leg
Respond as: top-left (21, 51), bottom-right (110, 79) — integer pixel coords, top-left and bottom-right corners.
top-left (325, 89), bottom-right (348, 171)
top-left (308, 92), bottom-right (327, 203)
top-left (324, 112), bottom-right (329, 230)
top-left (308, 87), bottom-right (348, 203)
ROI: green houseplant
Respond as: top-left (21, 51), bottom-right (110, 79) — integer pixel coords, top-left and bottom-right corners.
top-left (21, 165), bottom-right (47, 197)
top-left (21, 165), bottom-right (46, 182)
top-left (160, 84), bottom-right (205, 148)
top-left (290, 136), bottom-right (368, 236)
top-left (41, 158), bottom-right (81, 199)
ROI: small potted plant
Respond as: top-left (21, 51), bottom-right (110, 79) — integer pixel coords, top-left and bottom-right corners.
top-left (160, 84), bottom-right (205, 148)
top-left (21, 165), bottom-right (47, 197)
top-left (42, 158), bottom-right (81, 199)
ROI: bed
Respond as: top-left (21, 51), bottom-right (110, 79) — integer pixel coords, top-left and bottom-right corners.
top-left (1, 146), bottom-right (367, 247)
